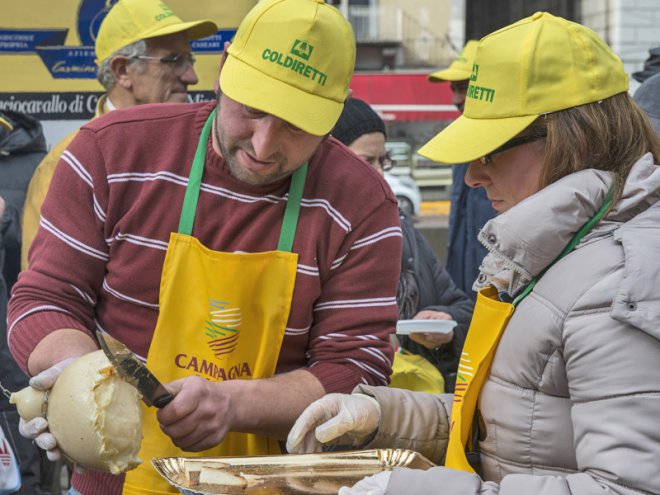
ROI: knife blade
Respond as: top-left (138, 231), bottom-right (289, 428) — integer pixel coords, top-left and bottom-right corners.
top-left (96, 330), bottom-right (173, 408)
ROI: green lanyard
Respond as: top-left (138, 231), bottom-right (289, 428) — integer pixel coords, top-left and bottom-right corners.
top-left (177, 108), bottom-right (307, 253)
top-left (513, 187), bottom-right (614, 307)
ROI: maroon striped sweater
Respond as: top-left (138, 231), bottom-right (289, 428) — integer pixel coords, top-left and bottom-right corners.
top-left (8, 102), bottom-right (402, 495)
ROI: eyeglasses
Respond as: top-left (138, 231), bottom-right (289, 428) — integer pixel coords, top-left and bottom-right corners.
top-left (130, 53), bottom-right (196, 75)
top-left (381, 153), bottom-right (396, 171)
top-left (479, 134), bottom-right (546, 165)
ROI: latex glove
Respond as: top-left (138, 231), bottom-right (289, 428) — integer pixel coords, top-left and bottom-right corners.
top-left (286, 393), bottom-right (380, 454)
top-left (18, 358), bottom-right (76, 462)
top-left (338, 471), bottom-right (392, 495)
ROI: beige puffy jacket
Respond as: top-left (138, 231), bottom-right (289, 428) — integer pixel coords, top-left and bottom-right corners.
top-left (357, 154), bottom-right (660, 495)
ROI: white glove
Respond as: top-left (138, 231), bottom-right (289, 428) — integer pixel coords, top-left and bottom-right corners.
top-left (286, 393), bottom-right (381, 454)
top-left (338, 471), bottom-right (392, 495)
top-left (18, 358), bottom-right (76, 461)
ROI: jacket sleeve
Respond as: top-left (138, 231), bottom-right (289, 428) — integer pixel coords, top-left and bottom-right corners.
top-left (353, 384), bottom-right (452, 465)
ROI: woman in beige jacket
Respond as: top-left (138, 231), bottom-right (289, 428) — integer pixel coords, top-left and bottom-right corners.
top-left (287, 12), bottom-right (660, 495)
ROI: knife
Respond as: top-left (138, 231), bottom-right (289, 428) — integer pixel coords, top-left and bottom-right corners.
top-left (96, 330), bottom-right (174, 408)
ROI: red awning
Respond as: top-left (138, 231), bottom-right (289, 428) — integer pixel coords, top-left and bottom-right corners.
top-left (350, 72), bottom-right (460, 122)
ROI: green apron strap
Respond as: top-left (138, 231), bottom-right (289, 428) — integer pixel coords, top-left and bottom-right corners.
top-left (178, 108), bottom-right (307, 253)
top-left (277, 163), bottom-right (307, 252)
top-left (513, 187), bottom-right (614, 307)
top-left (178, 108), bottom-right (216, 236)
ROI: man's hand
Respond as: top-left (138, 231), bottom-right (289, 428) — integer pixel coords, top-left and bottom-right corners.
top-left (157, 375), bottom-right (237, 452)
top-left (18, 357), bottom-right (77, 461)
top-left (408, 310), bottom-right (454, 349)
top-left (286, 393), bottom-right (380, 454)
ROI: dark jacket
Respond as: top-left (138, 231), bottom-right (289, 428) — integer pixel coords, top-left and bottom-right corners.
top-left (0, 110), bottom-right (47, 289)
top-left (0, 110), bottom-right (48, 494)
top-left (446, 163), bottom-right (497, 300)
top-left (396, 211), bottom-right (474, 392)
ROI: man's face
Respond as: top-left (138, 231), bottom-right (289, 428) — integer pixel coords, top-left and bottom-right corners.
top-left (126, 32), bottom-right (199, 104)
top-left (214, 94), bottom-right (325, 186)
top-left (450, 80), bottom-right (470, 114)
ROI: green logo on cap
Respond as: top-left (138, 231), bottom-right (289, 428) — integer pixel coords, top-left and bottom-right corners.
top-left (291, 40), bottom-right (314, 61)
top-left (261, 38), bottom-right (327, 86)
top-left (467, 63), bottom-right (495, 103)
top-left (470, 64), bottom-right (478, 81)
top-left (155, 2), bottom-right (175, 22)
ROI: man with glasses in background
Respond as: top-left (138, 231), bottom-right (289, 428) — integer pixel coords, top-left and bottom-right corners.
top-left (21, 0), bottom-right (217, 269)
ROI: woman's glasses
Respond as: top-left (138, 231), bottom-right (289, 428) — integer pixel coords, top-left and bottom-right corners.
top-left (480, 134), bottom-right (546, 165)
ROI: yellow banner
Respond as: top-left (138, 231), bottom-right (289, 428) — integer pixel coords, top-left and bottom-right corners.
top-left (0, 0), bottom-right (257, 119)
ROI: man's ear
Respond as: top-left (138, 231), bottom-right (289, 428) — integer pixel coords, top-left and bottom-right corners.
top-left (214, 41), bottom-right (232, 94)
top-left (110, 56), bottom-right (133, 90)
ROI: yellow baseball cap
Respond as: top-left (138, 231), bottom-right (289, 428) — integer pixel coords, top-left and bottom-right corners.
top-left (220, 0), bottom-right (356, 136)
top-left (95, 0), bottom-right (217, 65)
top-left (419, 12), bottom-right (629, 164)
top-left (428, 40), bottom-right (478, 82)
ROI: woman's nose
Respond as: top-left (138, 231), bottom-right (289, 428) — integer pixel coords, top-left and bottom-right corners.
top-left (465, 160), bottom-right (489, 188)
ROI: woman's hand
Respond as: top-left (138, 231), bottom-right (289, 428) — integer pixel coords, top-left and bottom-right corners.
top-left (286, 393), bottom-right (381, 454)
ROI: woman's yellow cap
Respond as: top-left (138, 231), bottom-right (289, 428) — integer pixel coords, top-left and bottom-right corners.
top-left (419, 12), bottom-right (629, 164)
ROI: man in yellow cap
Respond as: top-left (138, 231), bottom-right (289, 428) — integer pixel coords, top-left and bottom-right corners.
top-left (9, 0), bottom-right (401, 493)
top-left (428, 40), bottom-right (496, 301)
top-left (21, 0), bottom-right (217, 270)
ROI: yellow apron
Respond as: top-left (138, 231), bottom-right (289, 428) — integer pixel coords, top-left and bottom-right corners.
top-left (123, 109), bottom-right (307, 494)
top-left (445, 190), bottom-right (614, 473)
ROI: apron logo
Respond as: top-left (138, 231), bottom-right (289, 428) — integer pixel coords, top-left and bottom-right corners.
top-left (172, 298), bottom-right (254, 381)
top-left (205, 298), bottom-right (242, 357)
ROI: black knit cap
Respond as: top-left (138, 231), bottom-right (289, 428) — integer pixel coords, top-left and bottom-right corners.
top-left (332, 97), bottom-right (385, 146)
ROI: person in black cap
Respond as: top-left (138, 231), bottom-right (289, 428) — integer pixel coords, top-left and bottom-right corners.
top-left (633, 46), bottom-right (660, 83)
top-left (332, 98), bottom-right (474, 393)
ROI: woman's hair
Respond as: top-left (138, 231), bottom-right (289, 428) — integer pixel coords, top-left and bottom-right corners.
top-left (96, 40), bottom-right (148, 90)
top-left (526, 91), bottom-right (660, 200)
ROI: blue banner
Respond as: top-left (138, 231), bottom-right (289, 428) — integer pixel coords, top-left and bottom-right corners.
top-left (192, 30), bottom-right (237, 52)
top-left (35, 46), bottom-right (97, 79)
top-left (0, 29), bottom-right (68, 52)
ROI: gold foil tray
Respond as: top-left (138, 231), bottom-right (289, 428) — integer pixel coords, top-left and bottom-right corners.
top-left (152, 449), bottom-right (435, 495)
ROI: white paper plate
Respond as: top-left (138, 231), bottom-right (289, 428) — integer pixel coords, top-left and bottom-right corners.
top-left (395, 319), bottom-right (457, 335)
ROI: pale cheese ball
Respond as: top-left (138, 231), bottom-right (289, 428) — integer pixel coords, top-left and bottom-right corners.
top-left (47, 350), bottom-right (143, 474)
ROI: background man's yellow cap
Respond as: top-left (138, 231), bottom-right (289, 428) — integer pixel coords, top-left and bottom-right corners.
top-left (220, 0), bottom-right (356, 136)
top-left (419, 12), bottom-right (629, 164)
top-left (428, 40), bottom-right (478, 82)
top-left (95, 0), bottom-right (217, 65)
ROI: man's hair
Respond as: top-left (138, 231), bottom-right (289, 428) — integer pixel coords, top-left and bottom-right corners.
top-left (96, 39), bottom-right (148, 90)
top-left (526, 92), bottom-right (660, 201)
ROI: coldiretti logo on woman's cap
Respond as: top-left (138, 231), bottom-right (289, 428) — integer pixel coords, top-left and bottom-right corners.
top-left (95, 0), bottom-right (217, 65)
top-left (418, 12), bottom-right (629, 164)
top-left (220, 0), bottom-right (356, 136)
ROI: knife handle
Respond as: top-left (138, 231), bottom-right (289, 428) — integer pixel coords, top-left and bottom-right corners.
top-left (153, 393), bottom-right (174, 408)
